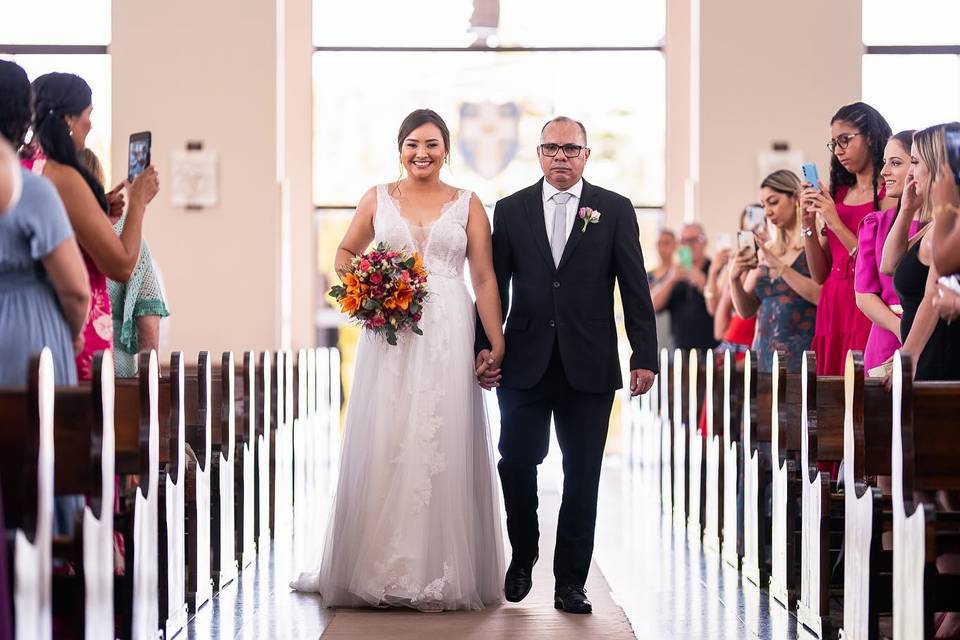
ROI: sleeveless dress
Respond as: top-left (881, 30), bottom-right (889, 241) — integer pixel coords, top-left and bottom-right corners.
top-left (753, 252), bottom-right (817, 373)
top-left (893, 236), bottom-right (960, 381)
top-left (75, 250), bottom-right (113, 381)
top-left (290, 185), bottom-right (504, 611)
top-left (810, 186), bottom-right (878, 375)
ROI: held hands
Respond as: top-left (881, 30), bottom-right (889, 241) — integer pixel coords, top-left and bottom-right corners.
top-left (630, 369), bottom-right (655, 397)
top-left (709, 248), bottom-right (732, 276)
top-left (475, 347), bottom-right (504, 390)
top-left (729, 246), bottom-right (758, 280)
top-left (126, 166), bottom-right (159, 208)
top-left (801, 180), bottom-right (838, 230)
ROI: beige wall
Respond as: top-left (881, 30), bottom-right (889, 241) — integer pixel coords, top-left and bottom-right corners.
top-left (113, 0), bottom-right (863, 355)
top-left (666, 0), bottom-right (863, 242)
top-left (112, 0), bottom-right (314, 359)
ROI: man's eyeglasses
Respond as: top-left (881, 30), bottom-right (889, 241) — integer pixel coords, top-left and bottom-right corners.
top-left (539, 143), bottom-right (585, 158)
top-left (827, 133), bottom-right (861, 154)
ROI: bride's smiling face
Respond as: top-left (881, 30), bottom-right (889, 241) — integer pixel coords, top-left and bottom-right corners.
top-left (401, 123), bottom-right (447, 180)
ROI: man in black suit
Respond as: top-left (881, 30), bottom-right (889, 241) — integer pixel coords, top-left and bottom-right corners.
top-left (475, 117), bottom-right (658, 614)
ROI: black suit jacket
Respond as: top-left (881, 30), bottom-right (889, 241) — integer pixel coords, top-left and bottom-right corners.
top-left (476, 179), bottom-right (659, 393)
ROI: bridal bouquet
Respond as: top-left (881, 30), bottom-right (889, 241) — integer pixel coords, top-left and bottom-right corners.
top-left (329, 242), bottom-right (429, 345)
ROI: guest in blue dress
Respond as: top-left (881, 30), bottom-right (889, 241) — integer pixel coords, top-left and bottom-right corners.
top-left (0, 60), bottom-right (90, 386)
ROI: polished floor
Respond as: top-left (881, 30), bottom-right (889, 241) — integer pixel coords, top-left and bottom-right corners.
top-left (185, 452), bottom-right (815, 639)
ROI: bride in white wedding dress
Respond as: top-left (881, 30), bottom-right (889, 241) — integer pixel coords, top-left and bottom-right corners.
top-left (290, 109), bottom-right (506, 611)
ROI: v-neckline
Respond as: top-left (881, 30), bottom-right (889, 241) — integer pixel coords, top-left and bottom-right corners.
top-left (384, 186), bottom-right (465, 255)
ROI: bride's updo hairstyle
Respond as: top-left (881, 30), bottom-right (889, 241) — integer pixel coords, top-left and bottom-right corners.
top-left (397, 108), bottom-right (451, 155)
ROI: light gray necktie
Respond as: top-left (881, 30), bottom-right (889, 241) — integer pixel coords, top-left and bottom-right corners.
top-left (550, 192), bottom-right (572, 266)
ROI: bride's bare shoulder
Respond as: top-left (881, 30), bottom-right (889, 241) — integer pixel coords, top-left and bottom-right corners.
top-left (354, 185), bottom-right (380, 219)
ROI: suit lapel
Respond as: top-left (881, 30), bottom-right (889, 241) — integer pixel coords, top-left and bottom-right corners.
top-left (522, 179), bottom-right (556, 272)
top-left (557, 179), bottom-right (594, 271)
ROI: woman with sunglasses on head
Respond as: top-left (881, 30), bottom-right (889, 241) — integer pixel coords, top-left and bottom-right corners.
top-left (801, 102), bottom-right (896, 375)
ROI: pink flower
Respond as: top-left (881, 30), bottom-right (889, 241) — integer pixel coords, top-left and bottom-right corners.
top-left (401, 271), bottom-right (411, 283)
top-left (368, 315), bottom-right (386, 329)
top-left (369, 272), bottom-right (383, 285)
top-left (359, 259), bottom-right (371, 272)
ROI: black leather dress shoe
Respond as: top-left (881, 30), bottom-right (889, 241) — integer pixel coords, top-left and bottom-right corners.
top-left (504, 555), bottom-right (538, 602)
top-left (554, 585), bottom-right (592, 614)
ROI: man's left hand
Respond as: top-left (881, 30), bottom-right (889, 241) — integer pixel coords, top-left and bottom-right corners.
top-left (630, 369), bottom-right (655, 396)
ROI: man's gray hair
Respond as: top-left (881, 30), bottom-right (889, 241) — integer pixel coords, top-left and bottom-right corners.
top-left (541, 116), bottom-right (588, 146)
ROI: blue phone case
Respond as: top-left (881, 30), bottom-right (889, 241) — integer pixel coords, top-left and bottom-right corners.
top-left (801, 163), bottom-right (819, 188)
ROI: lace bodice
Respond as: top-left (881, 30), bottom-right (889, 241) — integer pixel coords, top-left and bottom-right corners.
top-left (374, 185), bottom-right (471, 279)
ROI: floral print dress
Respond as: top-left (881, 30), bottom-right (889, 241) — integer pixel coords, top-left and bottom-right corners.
top-left (753, 251), bottom-right (817, 373)
top-left (76, 250), bottom-right (113, 381)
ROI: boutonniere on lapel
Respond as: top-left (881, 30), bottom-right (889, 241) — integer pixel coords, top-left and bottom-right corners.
top-left (578, 207), bottom-right (601, 232)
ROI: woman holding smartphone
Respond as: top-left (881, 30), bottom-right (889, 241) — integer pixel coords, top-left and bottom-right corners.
top-left (801, 102), bottom-right (895, 375)
top-left (31, 72), bottom-right (159, 380)
top-left (729, 170), bottom-right (820, 373)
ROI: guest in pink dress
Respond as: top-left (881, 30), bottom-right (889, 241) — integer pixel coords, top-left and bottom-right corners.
top-left (855, 130), bottom-right (921, 374)
top-left (802, 102), bottom-right (895, 375)
top-left (30, 72), bottom-right (159, 380)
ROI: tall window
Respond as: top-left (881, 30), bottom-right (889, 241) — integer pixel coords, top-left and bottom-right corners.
top-left (312, 0), bottom-right (667, 309)
top-left (862, 0), bottom-right (960, 131)
top-left (1, 0), bottom-right (112, 181)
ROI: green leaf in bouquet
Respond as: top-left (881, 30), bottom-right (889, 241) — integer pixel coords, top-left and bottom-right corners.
top-left (409, 302), bottom-right (421, 314)
top-left (386, 325), bottom-right (397, 346)
top-left (329, 285), bottom-right (345, 298)
top-left (412, 325), bottom-right (423, 336)
top-left (362, 297), bottom-right (380, 311)
top-left (404, 257), bottom-right (416, 269)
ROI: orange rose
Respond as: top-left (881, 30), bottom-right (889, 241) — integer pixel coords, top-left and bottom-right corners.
top-left (383, 295), bottom-right (398, 310)
top-left (342, 273), bottom-right (360, 289)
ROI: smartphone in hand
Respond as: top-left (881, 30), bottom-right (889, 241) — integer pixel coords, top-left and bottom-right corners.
top-left (127, 131), bottom-right (152, 182)
top-left (677, 245), bottom-right (693, 270)
top-left (737, 230), bottom-right (758, 260)
top-left (801, 162), bottom-right (820, 189)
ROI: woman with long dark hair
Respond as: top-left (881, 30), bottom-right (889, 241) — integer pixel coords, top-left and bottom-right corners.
top-left (801, 102), bottom-right (895, 375)
top-left (0, 60), bottom-right (89, 386)
top-left (31, 72), bottom-right (159, 380)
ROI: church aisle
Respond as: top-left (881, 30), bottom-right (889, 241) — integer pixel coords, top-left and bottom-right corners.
top-left (594, 458), bottom-right (819, 640)
top-left (184, 453), bottom-right (828, 639)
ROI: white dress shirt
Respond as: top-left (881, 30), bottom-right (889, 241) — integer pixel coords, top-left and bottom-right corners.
top-left (542, 178), bottom-right (583, 246)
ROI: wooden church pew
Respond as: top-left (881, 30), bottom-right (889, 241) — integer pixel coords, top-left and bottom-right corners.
top-left (48, 351), bottom-right (116, 638)
top-left (838, 350), bottom-right (894, 640)
top-left (659, 349), bottom-right (673, 514)
top-left (672, 349), bottom-right (688, 531)
top-left (769, 351), bottom-right (804, 610)
top-left (703, 349), bottom-right (724, 556)
top-left (721, 349), bottom-right (745, 570)
top-left (234, 351), bottom-right (257, 571)
top-left (797, 351), bottom-right (845, 639)
top-left (270, 350), bottom-right (294, 541)
top-left (112, 351), bottom-right (161, 640)
top-left (255, 351), bottom-right (272, 553)
top-left (0, 350), bottom-right (55, 639)
top-left (181, 352), bottom-right (214, 614)
top-left (209, 352), bottom-right (238, 591)
top-left (687, 349), bottom-right (707, 546)
top-left (891, 351), bottom-right (960, 640)
top-left (741, 350), bottom-right (771, 590)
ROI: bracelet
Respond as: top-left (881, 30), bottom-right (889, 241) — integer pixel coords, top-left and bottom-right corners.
top-left (848, 245), bottom-right (858, 258)
top-left (801, 226), bottom-right (814, 238)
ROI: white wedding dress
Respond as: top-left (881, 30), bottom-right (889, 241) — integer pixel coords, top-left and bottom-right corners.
top-left (290, 184), bottom-right (505, 611)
